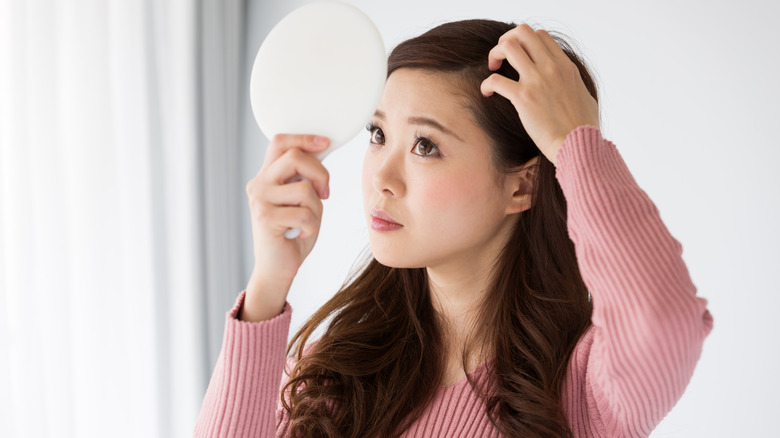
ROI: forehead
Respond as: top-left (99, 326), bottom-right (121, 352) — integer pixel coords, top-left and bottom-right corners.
top-left (378, 69), bottom-right (469, 122)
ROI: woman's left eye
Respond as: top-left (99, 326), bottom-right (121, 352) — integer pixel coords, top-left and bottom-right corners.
top-left (412, 138), bottom-right (440, 157)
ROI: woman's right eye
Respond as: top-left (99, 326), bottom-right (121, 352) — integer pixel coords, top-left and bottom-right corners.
top-left (366, 123), bottom-right (384, 144)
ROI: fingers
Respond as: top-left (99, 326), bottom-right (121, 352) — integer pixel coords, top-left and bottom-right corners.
top-left (535, 29), bottom-right (572, 66)
top-left (483, 24), bottom-right (573, 99)
top-left (245, 133), bottom-right (331, 240)
top-left (263, 147), bottom-right (330, 199)
top-left (262, 205), bottom-right (321, 239)
top-left (246, 173), bottom-right (325, 240)
top-left (487, 38), bottom-right (535, 74)
top-left (490, 24), bottom-right (553, 70)
top-left (265, 180), bottom-right (324, 218)
top-left (263, 133), bottom-right (330, 170)
top-left (480, 72), bottom-right (521, 100)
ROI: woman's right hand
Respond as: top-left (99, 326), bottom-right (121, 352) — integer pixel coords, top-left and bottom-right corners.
top-left (242, 134), bottom-right (330, 321)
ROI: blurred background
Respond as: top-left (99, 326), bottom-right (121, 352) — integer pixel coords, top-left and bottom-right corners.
top-left (1, 0), bottom-right (778, 436)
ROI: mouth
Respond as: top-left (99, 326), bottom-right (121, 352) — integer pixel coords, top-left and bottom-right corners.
top-left (370, 208), bottom-right (402, 225)
top-left (370, 208), bottom-right (403, 231)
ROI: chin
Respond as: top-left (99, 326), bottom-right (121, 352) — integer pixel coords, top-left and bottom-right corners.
top-left (369, 242), bottom-right (424, 269)
top-left (371, 251), bottom-right (408, 269)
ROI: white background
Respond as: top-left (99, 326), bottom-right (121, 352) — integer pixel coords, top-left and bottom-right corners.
top-left (239, 1), bottom-right (780, 436)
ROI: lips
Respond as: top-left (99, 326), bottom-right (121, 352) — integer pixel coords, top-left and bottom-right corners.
top-left (370, 208), bottom-right (402, 226)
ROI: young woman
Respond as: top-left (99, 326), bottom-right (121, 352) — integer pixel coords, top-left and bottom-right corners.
top-left (194, 19), bottom-right (714, 438)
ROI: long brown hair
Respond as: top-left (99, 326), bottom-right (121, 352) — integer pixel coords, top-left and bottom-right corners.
top-left (281, 19), bottom-right (597, 437)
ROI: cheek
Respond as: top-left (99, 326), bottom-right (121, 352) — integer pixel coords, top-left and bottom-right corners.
top-left (361, 153), bottom-right (374, 204)
top-left (419, 174), bottom-right (484, 215)
top-left (414, 169), bottom-right (502, 237)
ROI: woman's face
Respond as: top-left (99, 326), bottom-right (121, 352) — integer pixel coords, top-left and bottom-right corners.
top-left (362, 68), bottom-right (529, 270)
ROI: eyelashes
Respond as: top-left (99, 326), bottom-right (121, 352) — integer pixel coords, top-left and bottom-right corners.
top-left (365, 122), bottom-right (384, 144)
top-left (364, 122), bottom-right (443, 158)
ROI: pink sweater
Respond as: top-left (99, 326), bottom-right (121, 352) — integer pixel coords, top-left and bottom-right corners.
top-left (193, 126), bottom-right (714, 437)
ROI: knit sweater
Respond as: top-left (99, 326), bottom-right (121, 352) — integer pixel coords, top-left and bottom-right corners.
top-left (193, 125), bottom-right (714, 437)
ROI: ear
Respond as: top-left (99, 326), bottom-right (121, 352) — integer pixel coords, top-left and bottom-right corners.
top-left (503, 155), bottom-right (540, 215)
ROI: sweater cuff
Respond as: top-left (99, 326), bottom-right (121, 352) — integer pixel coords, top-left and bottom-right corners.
top-left (221, 290), bottom-right (293, 371)
top-left (228, 289), bottom-right (292, 324)
top-left (555, 125), bottom-right (608, 173)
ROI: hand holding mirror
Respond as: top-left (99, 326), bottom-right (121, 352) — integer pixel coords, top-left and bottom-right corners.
top-left (249, 0), bottom-right (386, 239)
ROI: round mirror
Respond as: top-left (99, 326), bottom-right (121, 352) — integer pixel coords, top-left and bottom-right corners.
top-left (249, 0), bottom-right (387, 162)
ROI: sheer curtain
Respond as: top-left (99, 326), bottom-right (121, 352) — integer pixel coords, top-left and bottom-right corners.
top-left (0, 0), bottom-right (245, 436)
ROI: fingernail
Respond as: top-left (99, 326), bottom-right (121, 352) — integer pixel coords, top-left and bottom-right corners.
top-left (314, 136), bottom-right (329, 147)
top-left (322, 186), bottom-right (329, 199)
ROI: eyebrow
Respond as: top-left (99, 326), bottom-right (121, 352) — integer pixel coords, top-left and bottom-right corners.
top-left (373, 110), bottom-right (464, 142)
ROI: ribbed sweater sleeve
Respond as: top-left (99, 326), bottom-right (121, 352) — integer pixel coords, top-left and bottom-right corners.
top-left (555, 126), bottom-right (714, 437)
top-left (193, 290), bottom-right (292, 437)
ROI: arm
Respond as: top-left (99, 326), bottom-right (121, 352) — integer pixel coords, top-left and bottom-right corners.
top-left (193, 290), bottom-right (292, 437)
top-left (556, 126), bottom-right (714, 437)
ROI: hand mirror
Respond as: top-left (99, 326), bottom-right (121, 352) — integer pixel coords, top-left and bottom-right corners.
top-left (249, 0), bottom-right (387, 239)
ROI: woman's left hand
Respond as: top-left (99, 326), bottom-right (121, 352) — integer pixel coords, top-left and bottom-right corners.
top-left (480, 24), bottom-right (600, 167)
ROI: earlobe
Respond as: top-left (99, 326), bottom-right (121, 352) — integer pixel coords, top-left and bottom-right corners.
top-left (504, 156), bottom-right (539, 215)
top-left (505, 185), bottom-right (534, 215)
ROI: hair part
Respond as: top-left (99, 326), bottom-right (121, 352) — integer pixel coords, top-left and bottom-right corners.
top-left (282, 18), bottom-right (596, 438)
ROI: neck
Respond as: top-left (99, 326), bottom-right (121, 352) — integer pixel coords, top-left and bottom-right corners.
top-left (426, 258), bottom-right (493, 369)
top-left (427, 265), bottom-right (488, 327)
top-left (425, 219), bottom-right (512, 331)
top-left (423, 215), bottom-right (517, 373)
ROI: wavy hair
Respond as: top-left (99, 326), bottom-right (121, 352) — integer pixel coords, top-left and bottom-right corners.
top-left (281, 18), bottom-right (597, 437)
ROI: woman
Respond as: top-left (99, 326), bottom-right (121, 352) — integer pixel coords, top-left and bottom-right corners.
top-left (194, 19), bottom-right (714, 438)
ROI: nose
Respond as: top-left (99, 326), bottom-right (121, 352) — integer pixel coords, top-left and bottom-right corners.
top-left (371, 145), bottom-right (405, 198)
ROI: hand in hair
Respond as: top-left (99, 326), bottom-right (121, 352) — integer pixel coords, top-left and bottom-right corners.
top-left (480, 23), bottom-right (600, 167)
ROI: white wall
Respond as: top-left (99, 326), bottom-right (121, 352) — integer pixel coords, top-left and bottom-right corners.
top-left (239, 1), bottom-right (780, 436)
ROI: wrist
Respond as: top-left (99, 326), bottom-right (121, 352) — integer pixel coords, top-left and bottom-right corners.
top-left (242, 272), bottom-right (292, 322)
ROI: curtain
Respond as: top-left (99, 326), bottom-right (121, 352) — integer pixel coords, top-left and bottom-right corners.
top-left (0, 0), bottom-right (245, 436)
